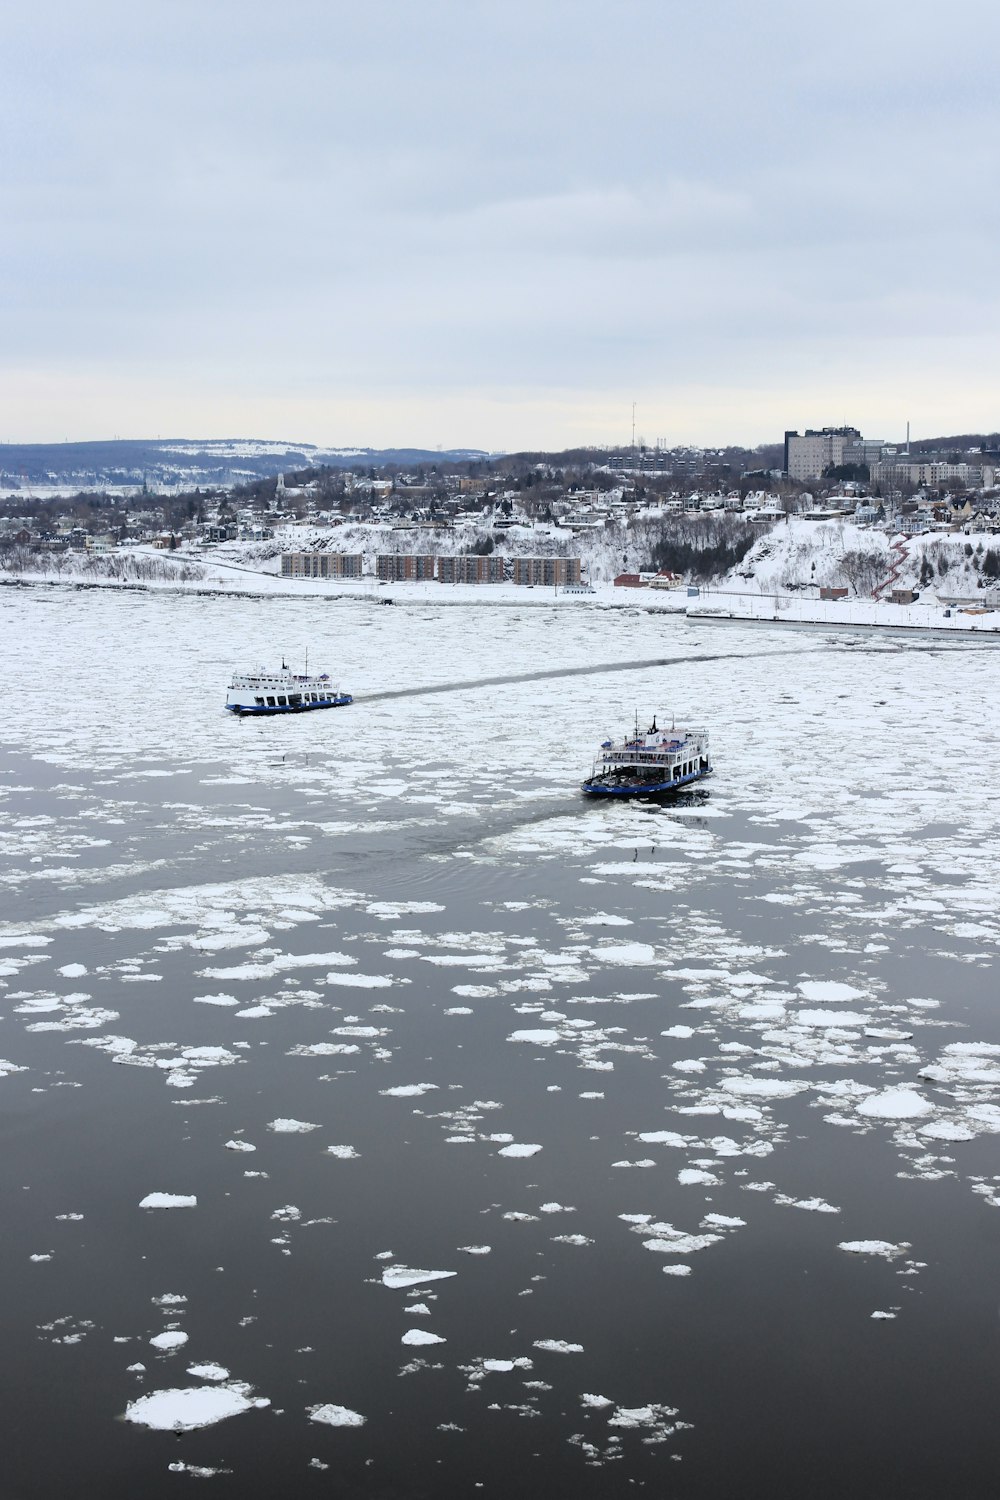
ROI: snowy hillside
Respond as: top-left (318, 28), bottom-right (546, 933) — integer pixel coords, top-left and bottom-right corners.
top-left (207, 514), bottom-right (666, 585)
top-left (720, 517), bottom-right (998, 599)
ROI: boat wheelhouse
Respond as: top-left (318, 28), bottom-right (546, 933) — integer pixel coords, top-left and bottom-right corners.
top-left (582, 718), bottom-right (711, 797)
top-left (225, 665), bottom-right (352, 716)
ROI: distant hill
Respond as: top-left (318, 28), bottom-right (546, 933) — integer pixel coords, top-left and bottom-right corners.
top-left (0, 438), bottom-right (492, 486)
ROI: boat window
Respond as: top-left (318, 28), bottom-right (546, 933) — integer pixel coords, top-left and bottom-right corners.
top-left (277, 696), bottom-right (286, 706)
top-left (267, 696), bottom-right (275, 706)
top-left (255, 697), bottom-right (264, 706)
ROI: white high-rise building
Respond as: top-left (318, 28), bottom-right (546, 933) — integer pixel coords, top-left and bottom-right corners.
top-left (783, 426), bottom-right (882, 482)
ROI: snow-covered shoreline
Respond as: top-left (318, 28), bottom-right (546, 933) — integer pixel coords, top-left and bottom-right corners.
top-left (689, 590), bottom-right (1000, 635)
top-left (5, 514), bottom-right (1000, 633)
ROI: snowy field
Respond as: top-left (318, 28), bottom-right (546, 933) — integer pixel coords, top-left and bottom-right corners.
top-left (3, 588), bottom-right (1000, 1498)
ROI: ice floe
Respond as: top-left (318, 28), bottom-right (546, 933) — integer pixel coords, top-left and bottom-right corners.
top-left (381, 1266), bottom-right (457, 1289)
top-left (124, 1382), bottom-right (268, 1430)
top-left (307, 1403), bottom-right (366, 1427)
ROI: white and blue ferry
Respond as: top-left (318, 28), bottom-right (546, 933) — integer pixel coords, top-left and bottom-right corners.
top-left (582, 718), bottom-right (711, 797)
top-left (225, 664), bottom-right (352, 717)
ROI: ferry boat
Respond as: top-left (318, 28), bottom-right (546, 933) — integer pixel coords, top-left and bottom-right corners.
top-left (225, 664), bottom-right (352, 716)
top-left (582, 718), bottom-right (711, 797)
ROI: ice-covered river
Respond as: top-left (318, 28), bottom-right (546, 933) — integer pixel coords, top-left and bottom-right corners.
top-left (3, 586), bottom-right (1000, 1497)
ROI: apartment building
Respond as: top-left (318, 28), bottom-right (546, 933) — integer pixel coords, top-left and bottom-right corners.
top-left (281, 552), bottom-right (364, 578)
top-left (512, 557), bottom-right (582, 586)
top-left (376, 554), bottom-right (437, 582)
top-left (436, 554), bottom-right (507, 583)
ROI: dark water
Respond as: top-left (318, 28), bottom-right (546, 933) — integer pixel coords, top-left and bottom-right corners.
top-left (3, 748), bottom-right (1000, 1499)
top-left (3, 592), bottom-right (1000, 1497)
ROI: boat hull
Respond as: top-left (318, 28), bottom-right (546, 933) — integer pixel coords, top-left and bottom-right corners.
top-left (581, 767), bottom-right (711, 797)
top-left (226, 694), bottom-right (353, 717)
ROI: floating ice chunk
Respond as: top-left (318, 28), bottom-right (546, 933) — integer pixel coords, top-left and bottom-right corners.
top-left (288, 1043), bottom-right (359, 1056)
top-left (591, 944), bottom-right (657, 965)
top-left (533, 1339), bottom-right (583, 1354)
top-left (381, 1266), bottom-right (457, 1290)
top-left (839, 1240), bottom-right (910, 1260)
top-left (720, 1077), bottom-right (810, 1099)
top-left (776, 1196), bottom-right (840, 1214)
top-left (235, 1005), bottom-right (273, 1019)
top-left (642, 1233), bottom-right (722, 1255)
top-left (202, 952), bottom-right (356, 981)
top-left (444, 1007), bottom-right (473, 1015)
top-left (150, 1331), bottom-right (189, 1351)
top-left (552, 1234), bottom-right (593, 1246)
top-left (326, 1145), bottom-right (360, 1159)
top-left (608, 1402), bottom-right (682, 1435)
top-left (401, 1329), bottom-right (447, 1346)
top-left (580, 1393), bottom-right (614, 1408)
top-left (857, 1090), bottom-right (933, 1120)
top-left (508, 1029), bottom-right (562, 1045)
top-left (661, 1025), bottom-right (696, 1038)
top-left (797, 981), bottom-right (865, 1002)
top-left (662, 1265), bottom-right (692, 1276)
top-left (702, 1214), bottom-right (746, 1228)
top-left (58, 963), bottom-right (88, 977)
top-left (918, 1120), bottom-right (976, 1142)
top-left (380, 1084), bottom-right (438, 1098)
top-left (611, 1159), bottom-right (656, 1169)
top-left (168, 1463), bottom-right (231, 1478)
top-left (457, 1245), bottom-right (492, 1255)
top-left (187, 1363), bottom-right (230, 1381)
top-left (871, 1311), bottom-right (897, 1320)
top-left (307, 1403), bottom-right (366, 1427)
top-left (637, 1132), bottom-right (691, 1148)
top-left (225, 1139), bottom-right (256, 1153)
top-left (268, 1119), bottom-right (320, 1133)
top-left (539, 1203), bottom-right (575, 1214)
top-left (139, 1194), bottom-right (196, 1210)
top-left (797, 1010), bottom-right (867, 1027)
top-left (325, 973), bottom-right (394, 988)
top-left (124, 1382), bottom-right (265, 1431)
top-left (678, 1169), bottom-right (719, 1186)
top-left (498, 1144), bottom-right (542, 1158)
top-left (192, 993), bottom-right (239, 1007)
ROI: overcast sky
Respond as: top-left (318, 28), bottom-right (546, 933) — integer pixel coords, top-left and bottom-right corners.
top-left (3, 0), bottom-right (998, 450)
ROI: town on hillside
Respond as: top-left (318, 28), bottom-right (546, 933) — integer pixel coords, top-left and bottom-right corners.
top-left (2, 427), bottom-right (1000, 603)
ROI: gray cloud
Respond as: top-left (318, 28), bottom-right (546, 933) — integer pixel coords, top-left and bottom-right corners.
top-left (2, 0), bottom-right (998, 446)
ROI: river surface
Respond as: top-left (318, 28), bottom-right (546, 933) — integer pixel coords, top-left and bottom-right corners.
top-left (3, 586), bottom-right (1000, 1498)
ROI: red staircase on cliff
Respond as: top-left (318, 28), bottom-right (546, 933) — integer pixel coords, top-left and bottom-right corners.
top-left (872, 537), bottom-right (910, 599)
